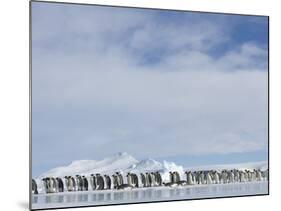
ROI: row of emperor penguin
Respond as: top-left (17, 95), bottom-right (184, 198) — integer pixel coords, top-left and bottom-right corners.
top-left (183, 169), bottom-right (268, 186)
top-left (32, 169), bottom-right (268, 194)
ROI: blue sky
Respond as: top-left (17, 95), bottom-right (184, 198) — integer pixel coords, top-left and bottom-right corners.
top-left (31, 2), bottom-right (268, 177)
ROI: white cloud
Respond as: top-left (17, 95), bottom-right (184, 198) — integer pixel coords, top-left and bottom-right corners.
top-left (129, 19), bottom-right (226, 52)
top-left (32, 3), bottom-right (268, 163)
top-left (216, 43), bottom-right (268, 70)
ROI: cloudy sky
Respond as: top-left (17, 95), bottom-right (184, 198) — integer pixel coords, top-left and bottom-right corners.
top-left (31, 2), bottom-right (268, 176)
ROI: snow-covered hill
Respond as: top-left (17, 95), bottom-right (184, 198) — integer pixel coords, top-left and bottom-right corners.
top-left (38, 152), bottom-right (138, 179)
top-left (37, 152), bottom-right (267, 181)
top-left (38, 152), bottom-right (184, 180)
top-left (36, 152), bottom-right (186, 188)
top-left (38, 152), bottom-right (268, 180)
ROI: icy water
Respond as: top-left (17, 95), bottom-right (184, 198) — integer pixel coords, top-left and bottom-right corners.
top-left (32, 181), bottom-right (268, 209)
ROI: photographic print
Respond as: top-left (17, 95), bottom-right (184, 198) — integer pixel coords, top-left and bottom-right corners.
top-left (30, 1), bottom-right (269, 210)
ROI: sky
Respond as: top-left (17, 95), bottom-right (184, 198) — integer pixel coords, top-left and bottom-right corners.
top-left (31, 2), bottom-right (268, 177)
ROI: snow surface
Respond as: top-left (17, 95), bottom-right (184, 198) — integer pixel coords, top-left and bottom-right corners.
top-left (32, 181), bottom-right (268, 209)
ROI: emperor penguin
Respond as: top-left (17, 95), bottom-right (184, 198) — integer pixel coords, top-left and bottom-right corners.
top-left (163, 172), bottom-right (177, 187)
top-left (127, 173), bottom-right (133, 187)
top-left (155, 171), bottom-right (162, 186)
top-left (152, 172), bottom-right (158, 186)
top-left (64, 176), bottom-right (73, 192)
top-left (198, 171), bottom-right (204, 184)
top-left (233, 169), bottom-right (239, 182)
top-left (239, 171), bottom-right (246, 182)
top-left (82, 176), bottom-right (88, 191)
top-left (75, 175), bottom-right (83, 191)
top-left (244, 170), bottom-right (250, 182)
top-left (64, 176), bottom-right (69, 191)
top-left (70, 176), bottom-right (76, 191)
top-left (173, 171), bottom-right (186, 186)
top-left (217, 171), bottom-right (223, 183)
top-left (213, 171), bottom-right (220, 184)
top-left (229, 170), bottom-right (235, 183)
top-left (127, 173), bottom-right (138, 188)
top-left (104, 174), bottom-right (111, 190)
top-left (51, 177), bottom-right (57, 192)
top-left (193, 171), bottom-right (199, 184)
top-left (140, 173), bottom-right (147, 187)
top-left (169, 171), bottom-right (174, 183)
top-left (96, 173), bottom-right (105, 190)
top-left (145, 172), bottom-right (151, 187)
top-left (42, 178), bottom-right (49, 193)
top-left (195, 171), bottom-right (201, 184)
top-left (90, 174), bottom-right (96, 190)
top-left (206, 171), bottom-right (213, 184)
top-left (251, 169), bottom-right (257, 181)
top-left (221, 170), bottom-right (228, 184)
top-left (112, 172), bottom-right (132, 190)
top-left (32, 179), bottom-right (38, 194)
top-left (48, 177), bottom-right (57, 193)
top-left (261, 169), bottom-right (268, 181)
top-left (262, 169), bottom-right (269, 181)
top-left (112, 174), bottom-right (118, 189)
top-left (42, 177), bottom-right (56, 193)
top-left (153, 172), bottom-right (159, 186)
top-left (56, 177), bottom-right (64, 192)
top-left (132, 173), bottom-right (139, 187)
top-left (246, 170), bottom-right (251, 182)
top-left (151, 172), bottom-right (158, 187)
top-left (151, 172), bottom-right (158, 186)
top-left (185, 171), bottom-right (194, 185)
top-left (173, 171), bottom-right (180, 183)
top-left (201, 171), bottom-right (206, 184)
top-left (255, 169), bottom-right (262, 181)
top-left (116, 172), bottom-right (124, 186)
top-left (73, 175), bottom-right (78, 191)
